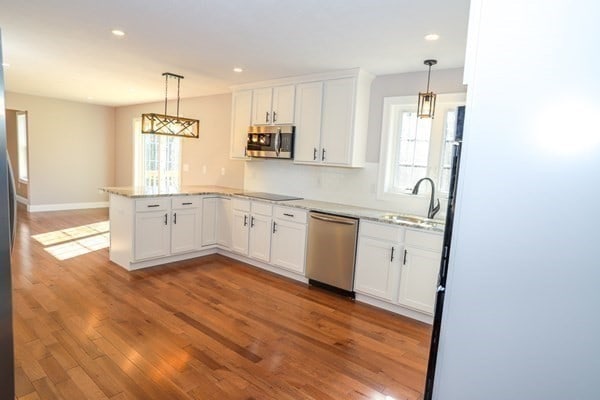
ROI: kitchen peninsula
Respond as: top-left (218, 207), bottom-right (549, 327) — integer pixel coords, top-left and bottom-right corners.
top-left (104, 185), bottom-right (445, 322)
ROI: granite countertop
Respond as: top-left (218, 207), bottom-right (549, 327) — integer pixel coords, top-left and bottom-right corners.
top-left (101, 186), bottom-right (445, 233)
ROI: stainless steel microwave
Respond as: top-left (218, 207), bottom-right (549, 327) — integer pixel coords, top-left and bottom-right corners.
top-left (246, 125), bottom-right (294, 159)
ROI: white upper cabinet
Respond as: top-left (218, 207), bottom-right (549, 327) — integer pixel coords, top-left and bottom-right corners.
top-left (293, 81), bottom-right (323, 163)
top-left (293, 70), bottom-right (373, 167)
top-left (230, 90), bottom-right (253, 159)
top-left (251, 85), bottom-right (295, 125)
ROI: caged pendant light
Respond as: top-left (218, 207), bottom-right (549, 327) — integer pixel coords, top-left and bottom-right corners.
top-left (141, 72), bottom-right (199, 138)
top-left (417, 59), bottom-right (437, 119)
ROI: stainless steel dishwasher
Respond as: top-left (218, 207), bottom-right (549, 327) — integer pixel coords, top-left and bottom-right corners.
top-left (305, 211), bottom-right (359, 295)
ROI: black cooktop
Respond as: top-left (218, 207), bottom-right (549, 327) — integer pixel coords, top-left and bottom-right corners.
top-left (234, 191), bottom-right (303, 201)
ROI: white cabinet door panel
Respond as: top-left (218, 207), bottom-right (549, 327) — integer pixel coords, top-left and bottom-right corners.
top-left (294, 81), bottom-right (323, 163)
top-left (271, 219), bottom-right (306, 274)
top-left (171, 209), bottom-right (198, 254)
top-left (354, 236), bottom-right (400, 301)
top-left (398, 246), bottom-right (441, 315)
top-left (134, 211), bottom-right (170, 261)
top-left (249, 214), bottom-right (272, 263)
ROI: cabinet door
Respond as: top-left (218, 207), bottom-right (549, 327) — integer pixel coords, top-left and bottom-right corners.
top-left (249, 214), bottom-right (272, 263)
top-left (293, 81), bottom-right (323, 164)
top-left (171, 208), bottom-right (199, 254)
top-left (271, 219), bottom-right (307, 274)
top-left (397, 246), bottom-right (441, 314)
top-left (272, 85), bottom-right (295, 124)
top-left (320, 77), bottom-right (355, 165)
top-left (216, 198), bottom-right (232, 249)
top-left (230, 90), bottom-right (252, 158)
top-left (231, 210), bottom-right (249, 255)
top-left (354, 237), bottom-right (401, 301)
top-left (134, 211), bottom-right (170, 260)
top-left (201, 197), bottom-right (217, 247)
top-left (251, 88), bottom-right (273, 125)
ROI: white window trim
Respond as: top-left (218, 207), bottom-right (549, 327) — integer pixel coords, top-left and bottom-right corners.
top-left (377, 93), bottom-right (466, 202)
top-left (133, 118), bottom-right (182, 187)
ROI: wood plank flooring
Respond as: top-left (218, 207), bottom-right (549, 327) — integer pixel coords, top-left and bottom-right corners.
top-left (12, 206), bottom-right (432, 399)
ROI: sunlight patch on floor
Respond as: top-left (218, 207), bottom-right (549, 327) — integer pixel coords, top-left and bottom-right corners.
top-left (44, 232), bottom-right (110, 260)
top-left (32, 221), bottom-right (109, 246)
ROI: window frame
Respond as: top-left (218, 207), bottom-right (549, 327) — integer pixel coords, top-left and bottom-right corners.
top-left (377, 93), bottom-right (466, 201)
top-left (133, 118), bottom-right (182, 188)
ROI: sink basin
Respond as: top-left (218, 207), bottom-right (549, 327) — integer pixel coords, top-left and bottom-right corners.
top-left (380, 213), bottom-right (445, 227)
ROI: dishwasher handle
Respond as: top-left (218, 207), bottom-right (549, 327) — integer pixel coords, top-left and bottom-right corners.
top-left (310, 213), bottom-right (356, 225)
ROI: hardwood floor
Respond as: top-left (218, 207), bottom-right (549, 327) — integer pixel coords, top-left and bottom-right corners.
top-left (12, 206), bottom-right (432, 399)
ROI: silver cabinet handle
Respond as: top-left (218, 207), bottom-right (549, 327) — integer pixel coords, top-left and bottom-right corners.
top-left (313, 147), bottom-right (317, 161)
top-left (173, 212), bottom-right (177, 224)
top-left (273, 111), bottom-right (277, 122)
top-left (164, 213), bottom-right (168, 225)
top-left (403, 249), bottom-right (408, 265)
top-left (265, 111), bottom-right (270, 123)
top-left (272, 221), bottom-right (277, 233)
top-left (309, 214), bottom-right (355, 225)
top-left (391, 246), bottom-right (395, 262)
top-left (244, 215), bottom-right (248, 226)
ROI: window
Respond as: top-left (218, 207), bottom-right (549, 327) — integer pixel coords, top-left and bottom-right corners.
top-left (133, 119), bottom-right (181, 187)
top-left (16, 111), bottom-right (28, 182)
top-left (378, 93), bottom-right (465, 200)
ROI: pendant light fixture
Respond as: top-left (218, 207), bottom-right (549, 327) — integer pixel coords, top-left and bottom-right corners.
top-left (417, 59), bottom-right (437, 119)
top-left (141, 72), bottom-right (199, 138)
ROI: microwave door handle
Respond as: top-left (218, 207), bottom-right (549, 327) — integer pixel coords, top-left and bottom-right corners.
top-left (275, 131), bottom-right (281, 157)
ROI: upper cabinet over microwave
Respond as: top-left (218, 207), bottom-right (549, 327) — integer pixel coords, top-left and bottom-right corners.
top-left (252, 85), bottom-right (295, 126)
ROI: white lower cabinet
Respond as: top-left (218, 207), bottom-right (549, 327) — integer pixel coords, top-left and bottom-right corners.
top-left (201, 197), bottom-right (217, 247)
top-left (270, 206), bottom-right (307, 274)
top-left (354, 221), bottom-right (442, 317)
top-left (134, 210), bottom-right (170, 260)
top-left (231, 199), bottom-right (273, 263)
top-left (216, 197), bottom-right (232, 249)
top-left (397, 230), bottom-right (443, 314)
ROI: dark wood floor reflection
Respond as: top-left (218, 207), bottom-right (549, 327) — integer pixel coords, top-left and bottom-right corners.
top-left (12, 206), bottom-right (431, 399)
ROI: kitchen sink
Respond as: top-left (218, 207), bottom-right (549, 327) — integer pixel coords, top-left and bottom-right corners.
top-left (380, 213), bottom-right (445, 228)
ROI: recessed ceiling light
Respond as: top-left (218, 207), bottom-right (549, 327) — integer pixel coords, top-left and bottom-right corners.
top-left (425, 34), bottom-right (440, 41)
top-left (111, 29), bottom-right (125, 37)
top-left (233, 67), bottom-right (243, 73)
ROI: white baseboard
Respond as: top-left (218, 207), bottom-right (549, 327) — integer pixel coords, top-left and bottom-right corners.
top-left (28, 201), bottom-right (109, 212)
top-left (16, 195), bottom-right (28, 205)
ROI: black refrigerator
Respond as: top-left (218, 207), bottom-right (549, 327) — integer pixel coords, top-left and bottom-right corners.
top-left (423, 106), bottom-right (465, 400)
top-left (0, 29), bottom-right (16, 399)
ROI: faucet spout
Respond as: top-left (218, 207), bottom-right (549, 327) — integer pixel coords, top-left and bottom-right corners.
top-left (411, 177), bottom-right (441, 219)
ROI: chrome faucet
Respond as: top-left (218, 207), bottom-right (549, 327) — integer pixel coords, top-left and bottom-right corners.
top-left (412, 177), bottom-right (441, 219)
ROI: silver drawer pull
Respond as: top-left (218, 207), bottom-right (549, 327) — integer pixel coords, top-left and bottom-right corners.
top-left (283, 213), bottom-right (294, 217)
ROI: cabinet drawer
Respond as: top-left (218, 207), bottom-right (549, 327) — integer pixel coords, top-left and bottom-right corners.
top-left (274, 206), bottom-right (307, 223)
top-left (171, 196), bottom-right (200, 209)
top-left (405, 229), bottom-right (443, 251)
top-left (359, 220), bottom-right (404, 242)
top-left (251, 201), bottom-right (273, 216)
top-left (135, 198), bottom-right (170, 212)
top-left (232, 198), bottom-right (250, 212)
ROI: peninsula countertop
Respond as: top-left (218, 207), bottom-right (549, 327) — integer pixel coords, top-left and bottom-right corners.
top-left (101, 186), bottom-right (445, 232)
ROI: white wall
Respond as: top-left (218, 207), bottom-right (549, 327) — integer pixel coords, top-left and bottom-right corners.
top-left (433, 1), bottom-right (600, 399)
top-left (244, 69), bottom-right (466, 216)
top-left (5, 92), bottom-right (115, 209)
top-left (115, 93), bottom-right (244, 188)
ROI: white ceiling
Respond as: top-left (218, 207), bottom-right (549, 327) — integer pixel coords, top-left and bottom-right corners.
top-left (0, 0), bottom-right (470, 106)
